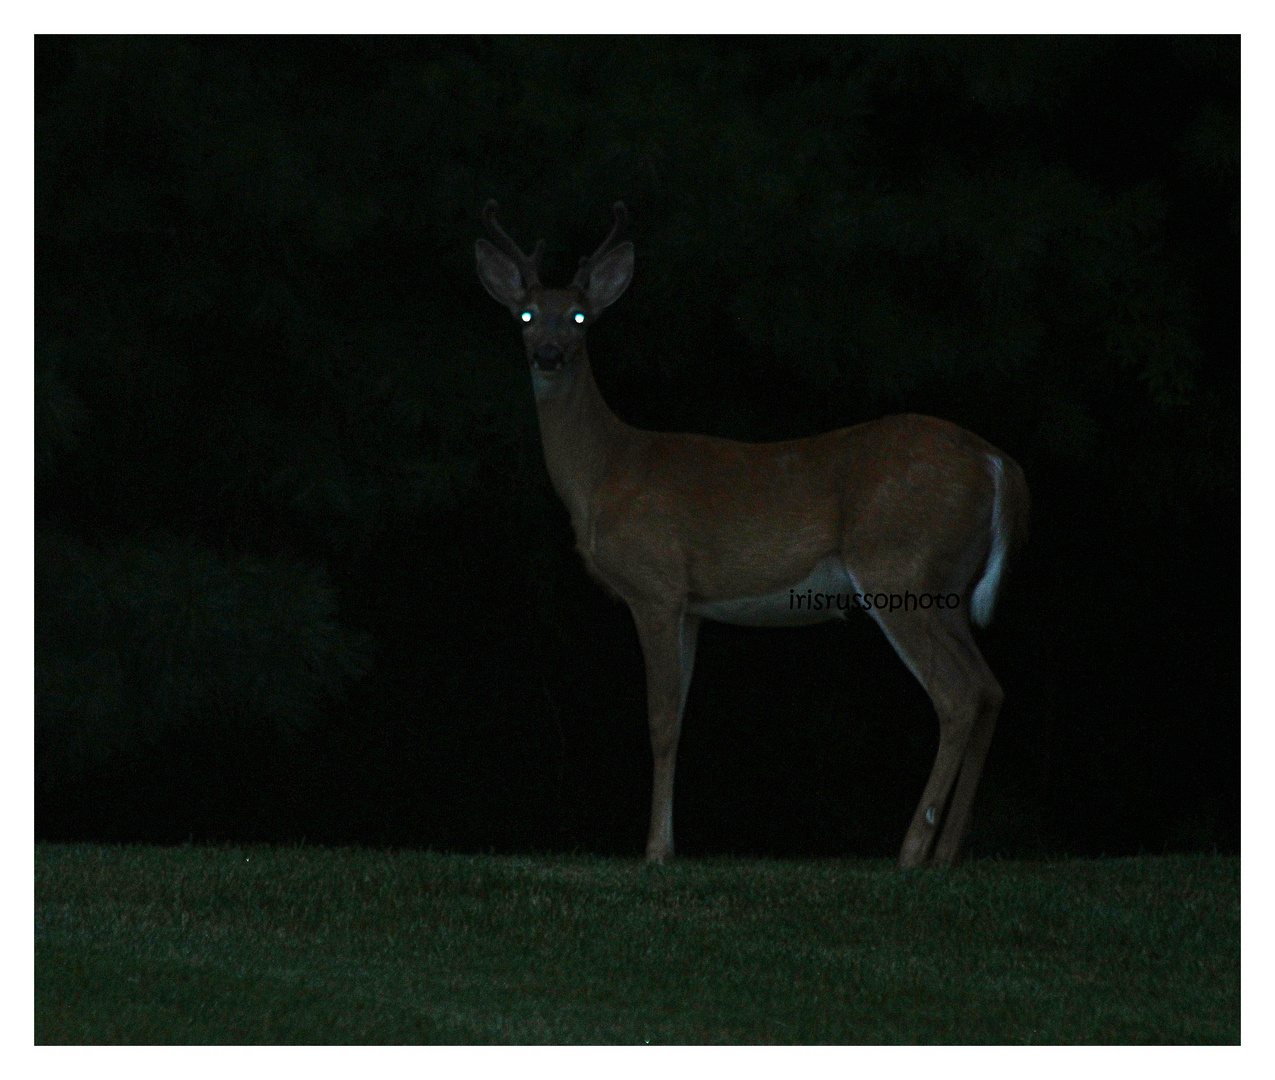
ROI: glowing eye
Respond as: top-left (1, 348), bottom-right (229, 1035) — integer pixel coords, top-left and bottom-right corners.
top-left (573, 313), bottom-right (585, 324)
top-left (520, 311), bottom-right (532, 323)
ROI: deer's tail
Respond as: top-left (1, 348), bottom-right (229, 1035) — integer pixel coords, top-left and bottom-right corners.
top-left (970, 452), bottom-right (1030, 628)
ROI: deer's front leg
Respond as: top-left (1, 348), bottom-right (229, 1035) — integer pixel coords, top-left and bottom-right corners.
top-left (630, 606), bottom-right (700, 864)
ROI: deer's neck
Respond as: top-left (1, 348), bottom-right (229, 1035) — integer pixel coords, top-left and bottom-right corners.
top-left (533, 344), bottom-right (634, 533)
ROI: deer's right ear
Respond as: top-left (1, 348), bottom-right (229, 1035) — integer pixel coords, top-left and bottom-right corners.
top-left (584, 241), bottom-right (634, 312)
top-left (475, 239), bottom-right (527, 309)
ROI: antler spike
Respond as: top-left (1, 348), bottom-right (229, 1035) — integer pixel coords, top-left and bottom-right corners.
top-left (573, 202), bottom-right (629, 290)
top-left (482, 200), bottom-right (542, 288)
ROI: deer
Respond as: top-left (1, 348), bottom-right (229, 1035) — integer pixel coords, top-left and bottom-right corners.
top-left (475, 200), bottom-right (1029, 868)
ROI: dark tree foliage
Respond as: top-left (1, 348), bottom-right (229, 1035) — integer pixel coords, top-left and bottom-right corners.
top-left (35, 36), bottom-right (1237, 856)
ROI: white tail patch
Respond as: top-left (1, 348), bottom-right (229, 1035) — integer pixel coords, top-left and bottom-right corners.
top-left (970, 454), bottom-right (1008, 628)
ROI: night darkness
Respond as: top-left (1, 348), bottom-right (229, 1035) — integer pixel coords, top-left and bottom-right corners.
top-left (35, 36), bottom-right (1239, 860)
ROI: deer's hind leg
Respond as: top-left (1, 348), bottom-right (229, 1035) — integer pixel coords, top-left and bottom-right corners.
top-left (867, 606), bottom-right (1002, 868)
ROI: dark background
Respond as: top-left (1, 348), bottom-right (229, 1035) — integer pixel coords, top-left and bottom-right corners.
top-left (35, 36), bottom-right (1238, 859)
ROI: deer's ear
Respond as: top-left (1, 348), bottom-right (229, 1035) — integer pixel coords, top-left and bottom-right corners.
top-left (585, 241), bottom-right (634, 311)
top-left (475, 239), bottom-right (527, 309)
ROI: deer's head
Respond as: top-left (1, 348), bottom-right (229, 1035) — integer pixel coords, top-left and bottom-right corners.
top-left (476, 201), bottom-right (633, 399)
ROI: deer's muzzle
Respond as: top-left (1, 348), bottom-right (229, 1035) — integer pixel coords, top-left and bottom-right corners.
top-left (533, 344), bottom-right (566, 370)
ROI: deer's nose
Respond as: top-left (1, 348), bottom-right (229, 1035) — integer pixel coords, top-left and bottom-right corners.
top-left (533, 344), bottom-right (565, 370)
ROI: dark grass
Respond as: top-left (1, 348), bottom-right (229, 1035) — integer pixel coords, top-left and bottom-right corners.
top-left (35, 844), bottom-right (1238, 1044)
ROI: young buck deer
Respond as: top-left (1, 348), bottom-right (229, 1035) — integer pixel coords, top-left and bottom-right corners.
top-left (475, 200), bottom-right (1029, 868)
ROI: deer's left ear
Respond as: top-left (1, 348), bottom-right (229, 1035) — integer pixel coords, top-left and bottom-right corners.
top-left (475, 238), bottom-right (528, 310)
top-left (584, 242), bottom-right (634, 311)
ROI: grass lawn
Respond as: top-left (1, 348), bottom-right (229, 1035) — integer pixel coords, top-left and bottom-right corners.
top-left (35, 845), bottom-right (1238, 1044)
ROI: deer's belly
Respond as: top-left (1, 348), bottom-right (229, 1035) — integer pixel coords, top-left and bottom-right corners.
top-left (687, 555), bottom-right (860, 627)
